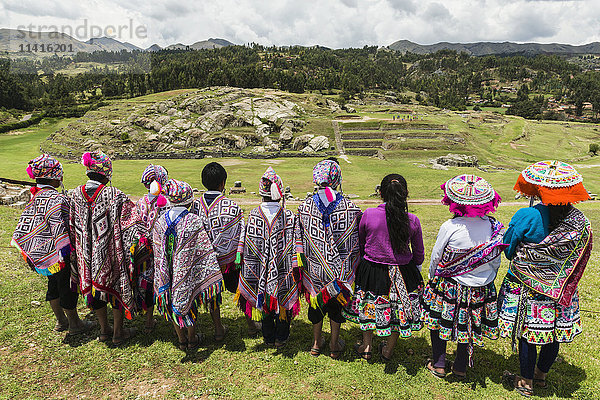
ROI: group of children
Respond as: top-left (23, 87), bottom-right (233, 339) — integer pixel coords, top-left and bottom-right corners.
top-left (11, 153), bottom-right (591, 396)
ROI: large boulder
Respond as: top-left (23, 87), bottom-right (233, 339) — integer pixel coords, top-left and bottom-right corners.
top-left (301, 135), bottom-right (329, 153)
top-left (256, 124), bottom-right (271, 137)
top-left (292, 134), bottom-right (314, 151)
top-left (432, 154), bottom-right (478, 167)
top-left (212, 132), bottom-right (247, 150)
top-left (156, 115), bottom-right (171, 126)
top-left (279, 127), bottom-right (293, 144)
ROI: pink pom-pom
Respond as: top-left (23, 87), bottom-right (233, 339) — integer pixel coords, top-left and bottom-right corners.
top-left (156, 194), bottom-right (167, 208)
top-left (26, 165), bottom-right (35, 179)
top-left (81, 152), bottom-right (93, 167)
top-left (325, 187), bottom-right (334, 202)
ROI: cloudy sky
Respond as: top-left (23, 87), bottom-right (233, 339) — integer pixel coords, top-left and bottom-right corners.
top-left (2, 0), bottom-right (600, 48)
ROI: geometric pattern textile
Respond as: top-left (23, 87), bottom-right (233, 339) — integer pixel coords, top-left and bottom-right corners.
top-left (69, 184), bottom-right (143, 318)
top-left (152, 212), bottom-right (223, 327)
top-left (295, 194), bottom-right (362, 303)
top-left (190, 194), bottom-right (245, 267)
top-left (510, 207), bottom-right (592, 307)
top-left (11, 188), bottom-right (70, 276)
top-left (238, 205), bottom-right (300, 319)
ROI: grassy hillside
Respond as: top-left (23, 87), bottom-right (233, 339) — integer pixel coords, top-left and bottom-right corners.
top-left (2, 90), bottom-right (600, 201)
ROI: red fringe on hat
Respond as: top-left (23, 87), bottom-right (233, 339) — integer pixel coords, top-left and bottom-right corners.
top-left (514, 174), bottom-right (590, 205)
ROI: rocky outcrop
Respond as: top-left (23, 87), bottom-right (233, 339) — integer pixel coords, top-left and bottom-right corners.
top-left (301, 136), bottom-right (330, 153)
top-left (432, 154), bottom-right (478, 167)
top-left (47, 86), bottom-right (336, 157)
top-left (292, 134), bottom-right (314, 151)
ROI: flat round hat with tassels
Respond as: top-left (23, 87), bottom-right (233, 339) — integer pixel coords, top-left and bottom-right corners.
top-left (441, 174), bottom-right (501, 217)
top-left (514, 160), bottom-right (590, 205)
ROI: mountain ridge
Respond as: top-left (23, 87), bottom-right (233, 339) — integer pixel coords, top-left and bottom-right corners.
top-left (387, 39), bottom-right (600, 55)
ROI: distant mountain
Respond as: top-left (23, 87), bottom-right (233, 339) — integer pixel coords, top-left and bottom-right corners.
top-left (0, 29), bottom-right (234, 56)
top-left (166, 38), bottom-right (234, 50)
top-left (0, 28), bottom-right (98, 54)
top-left (146, 44), bottom-right (162, 52)
top-left (388, 40), bottom-right (600, 56)
top-left (190, 38), bottom-right (234, 49)
top-left (86, 37), bottom-right (142, 52)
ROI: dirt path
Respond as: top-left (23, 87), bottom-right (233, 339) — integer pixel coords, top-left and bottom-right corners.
top-left (332, 120), bottom-right (344, 156)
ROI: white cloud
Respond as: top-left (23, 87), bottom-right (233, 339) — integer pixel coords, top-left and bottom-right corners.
top-left (1, 0), bottom-right (599, 48)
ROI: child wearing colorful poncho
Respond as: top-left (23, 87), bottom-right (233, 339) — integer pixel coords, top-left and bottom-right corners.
top-left (153, 179), bottom-right (224, 350)
top-left (423, 175), bottom-right (505, 379)
top-left (296, 159), bottom-right (362, 359)
top-left (11, 154), bottom-right (92, 335)
top-left (343, 174), bottom-right (425, 361)
top-left (133, 164), bottom-right (169, 333)
top-left (237, 167), bottom-right (300, 347)
top-left (499, 161), bottom-right (592, 397)
top-left (190, 162), bottom-right (251, 340)
top-left (69, 151), bottom-right (143, 345)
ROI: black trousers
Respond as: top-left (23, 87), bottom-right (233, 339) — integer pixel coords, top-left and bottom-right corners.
top-left (45, 266), bottom-right (78, 310)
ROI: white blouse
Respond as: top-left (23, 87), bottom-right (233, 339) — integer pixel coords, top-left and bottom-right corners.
top-left (429, 216), bottom-right (501, 287)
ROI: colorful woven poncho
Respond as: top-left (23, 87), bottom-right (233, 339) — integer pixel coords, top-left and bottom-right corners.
top-left (190, 194), bottom-right (245, 269)
top-left (11, 188), bottom-right (70, 276)
top-left (69, 184), bottom-right (144, 318)
top-left (510, 207), bottom-right (592, 307)
top-left (153, 211), bottom-right (223, 327)
top-left (296, 194), bottom-right (362, 308)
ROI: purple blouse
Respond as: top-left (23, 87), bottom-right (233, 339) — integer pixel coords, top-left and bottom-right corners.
top-left (359, 204), bottom-right (425, 266)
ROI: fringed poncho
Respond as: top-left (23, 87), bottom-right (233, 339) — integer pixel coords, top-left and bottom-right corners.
top-left (12, 188), bottom-right (71, 276)
top-left (296, 193), bottom-right (362, 308)
top-left (152, 211), bottom-right (223, 327)
top-left (69, 185), bottom-right (143, 318)
top-left (190, 194), bottom-right (245, 270)
top-left (238, 206), bottom-right (300, 321)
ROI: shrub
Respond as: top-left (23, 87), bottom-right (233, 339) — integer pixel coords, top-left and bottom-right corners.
top-left (589, 143), bottom-right (599, 155)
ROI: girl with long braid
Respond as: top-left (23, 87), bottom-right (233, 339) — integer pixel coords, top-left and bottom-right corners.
top-left (343, 174), bottom-right (425, 361)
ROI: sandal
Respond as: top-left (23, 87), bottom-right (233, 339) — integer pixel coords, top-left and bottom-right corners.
top-left (112, 327), bottom-right (137, 347)
top-left (214, 325), bottom-right (229, 342)
top-left (354, 343), bottom-right (372, 360)
top-left (330, 339), bottom-right (345, 360)
top-left (534, 378), bottom-right (548, 389)
top-left (310, 338), bottom-right (325, 357)
top-left (426, 359), bottom-right (447, 378)
top-left (188, 333), bottom-right (204, 351)
top-left (503, 371), bottom-right (533, 397)
top-left (98, 332), bottom-right (112, 343)
top-left (54, 321), bottom-right (69, 332)
top-left (379, 342), bottom-right (392, 362)
top-left (448, 361), bottom-right (466, 380)
top-left (68, 320), bottom-right (95, 336)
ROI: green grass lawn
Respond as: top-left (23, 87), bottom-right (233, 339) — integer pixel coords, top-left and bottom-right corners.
top-left (1, 203), bottom-right (599, 399)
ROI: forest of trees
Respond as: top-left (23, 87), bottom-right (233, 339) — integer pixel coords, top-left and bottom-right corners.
top-left (2, 44), bottom-right (600, 120)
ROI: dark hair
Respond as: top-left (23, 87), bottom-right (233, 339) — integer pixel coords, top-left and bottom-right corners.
top-left (86, 172), bottom-right (108, 183)
top-left (201, 162), bottom-right (227, 190)
top-left (548, 204), bottom-right (572, 232)
top-left (326, 156), bottom-right (339, 164)
top-left (36, 178), bottom-right (57, 185)
top-left (381, 174), bottom-right (410, 254)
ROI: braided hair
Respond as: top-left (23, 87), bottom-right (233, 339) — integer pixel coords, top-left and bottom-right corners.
top-left (381, 174), bottom-right (410, 254)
